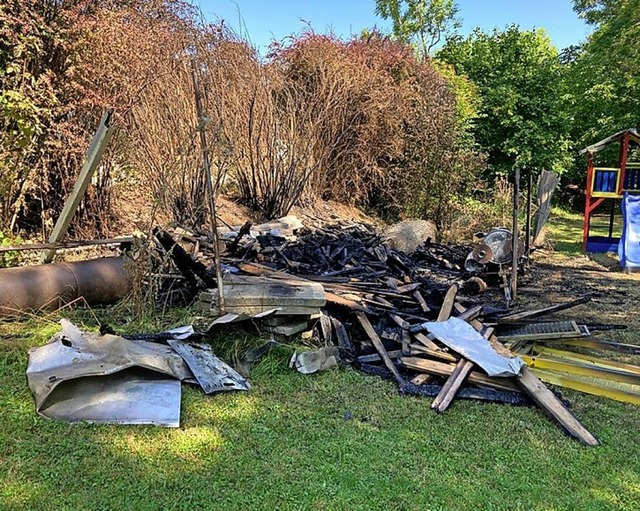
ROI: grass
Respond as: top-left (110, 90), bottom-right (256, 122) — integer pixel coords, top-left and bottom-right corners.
top-left (546, 205), bottom-right (623, 256)
top-left (2, 306), bottom-right (640, 511)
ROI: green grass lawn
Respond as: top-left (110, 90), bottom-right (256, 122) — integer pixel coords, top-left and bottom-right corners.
top-left (2, 307), bottom-right (640, 511)
top-left (546, 205), bottom-right (623, 256)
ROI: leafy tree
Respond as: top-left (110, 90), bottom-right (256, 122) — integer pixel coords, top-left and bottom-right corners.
top-left (438, 26), bottom-right (571, 177)
top-left (565, 0), bottom-right (640, 151)
top-left (374, 0), bottom-right (461, 58)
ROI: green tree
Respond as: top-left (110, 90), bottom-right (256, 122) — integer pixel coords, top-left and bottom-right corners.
top-left (565, 0), bottom-right (640, 150)
top-left (438, 26), bottom-right (571, 177)
top-left (374, 0), bottom-right (461, 58)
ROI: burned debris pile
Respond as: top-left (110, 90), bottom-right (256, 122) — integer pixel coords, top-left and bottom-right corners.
top-left (147, 219), bottom-right (618, 445)
top-left (18, 216), bottom-right (639, 444)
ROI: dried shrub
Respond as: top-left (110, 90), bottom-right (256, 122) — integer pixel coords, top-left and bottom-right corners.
top-left (269, 32), bottom-right (482, 224)
top-left (444, 177), bottom-right (515, 242)
top-left (1, 0), bottom-right (199, 237)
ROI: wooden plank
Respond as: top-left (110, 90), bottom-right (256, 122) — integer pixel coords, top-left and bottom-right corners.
top-left (498, 296), bottom-right (590, 323)
top-left (412, 332), bottom-right (440, 351)
top-left (211, 305), bottom-right (320, 316)
top-left (437, 284), bottom-right (458, 321)
top-left (357, 350), bottom-right (402, 364)
top-left (40, 110), bottom-right (115, 264)
top-left (517, 366), bottom-right (599, 446)
top-left (410, 344), bottom-right (458, 363)
top-left (325, 292), bottom-right (366, 311)
top-left (413, 290), bottom-right (431, 313)
top-left (331, 317), bottom-right (353, 351)
top-left (400, 357), bottom-right (520, 393)
top-left (430, 300), bottom-right (480, 410)
top-left (356, 312), bottom-right (405, 385)
top-left (431, 359), bottom-right (475, 412)
top-left (402, 330), bottom-right (411, 356)
top-left (411, 374), bottom-right (433, 385)
top-left (264, 321), bottom-right (310, 336)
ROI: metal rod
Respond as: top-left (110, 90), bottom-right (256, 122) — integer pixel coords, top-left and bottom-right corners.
top-left (192, 59), bottom-right (225, 313)
top-left (608, 199), bottom-right (616, 238)
top-left (511, 168), bottom-right (520, 303)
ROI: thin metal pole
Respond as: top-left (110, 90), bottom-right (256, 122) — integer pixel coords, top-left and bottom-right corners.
top-left (511, 168), bottom-right (520, 303)
top-left (192, 59), bottom-right (225, 313)
top-left (608, 200), bottom-right (616, 238)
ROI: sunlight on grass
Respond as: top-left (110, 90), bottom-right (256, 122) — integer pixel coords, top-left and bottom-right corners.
top-left (0, 479), bottom-right (47, 510)
top-left (104, 426), bottom-right (225, 465)
top-left (1, 307), bottom-right (640, 510)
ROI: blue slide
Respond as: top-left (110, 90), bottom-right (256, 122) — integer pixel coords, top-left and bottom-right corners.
top-left (619, 192), bottom-right (640, 271)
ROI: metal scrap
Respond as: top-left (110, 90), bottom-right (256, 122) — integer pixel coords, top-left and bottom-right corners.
top-left (26, 319), bottom-right (249, 427)
top-left (423, 317), bottom-right (525, 377)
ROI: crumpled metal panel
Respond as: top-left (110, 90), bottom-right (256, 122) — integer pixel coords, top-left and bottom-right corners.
top-left (39, 369), bottom-right (182, 427)
top-left (423, 317), bottom-right (524, 377)
top-left (167, 339), bottom-right (251, 393)
top-left (26, 319), bottom-right (193, 426)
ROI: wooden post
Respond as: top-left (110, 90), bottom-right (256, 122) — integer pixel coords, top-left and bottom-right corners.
top-left (583, 153), bottom-right (595, 251)
top-left (192, 59), bottom-right (225, 313)
top-left (39, 110), bottom-right (115, 264)
top-left (618, 131), bottom-right (630, 195)
top-left (510, 168), bottom-right (520, 303)
top-left (525, 169), bottom-right (533, 265)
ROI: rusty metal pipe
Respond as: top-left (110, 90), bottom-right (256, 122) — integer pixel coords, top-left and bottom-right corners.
top-left (0, 257), bottom-right (131, 315)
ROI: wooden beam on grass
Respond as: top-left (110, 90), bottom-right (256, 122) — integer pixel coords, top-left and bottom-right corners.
top-left (431, 359), bottom-right (475, 412)
top-left (517, 366), bottom-right (599, 446)
top-left (453, 303), bottom-right (599, 445)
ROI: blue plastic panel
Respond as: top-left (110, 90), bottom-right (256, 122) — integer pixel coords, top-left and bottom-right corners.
top-left (619, 193), bottom-right (640, 269)
top-left (586, 236), bottom-right (620, 253)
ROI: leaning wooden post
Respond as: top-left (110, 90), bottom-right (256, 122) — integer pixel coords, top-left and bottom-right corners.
top-left (191, 59), bottom-right (225, 313)
top-left (525, 169), bottom-right (533, 267)
top-left (39, 110), bottom-right (115, 264)
top-left (510, 167), bottom-right (520, 303)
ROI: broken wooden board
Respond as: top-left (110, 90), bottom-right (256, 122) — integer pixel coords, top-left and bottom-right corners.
top-left (400, 357), bottom-right (520, 393)
top-left (357, 312), bottom-right (405, 385)
top-left (202, 275), bottom-right (326, 308)
top-left (210, 305), bottom-right (321, 316)
top-left (431, 359), bottom-right (475, 412)
top-left (498, 296), bottom-right (590, 323)
top-left (437, 284), bottom-right (458, 321)
top-left (264, 321), bottom-right (311, 337)
top-left (516, 366), bottom-right (599, 446)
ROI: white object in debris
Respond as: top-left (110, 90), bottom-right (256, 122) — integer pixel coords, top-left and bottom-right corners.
top-left (422, 317), bottom-right (524, 377)
top-left (290, 346), bottom-right (340, 374)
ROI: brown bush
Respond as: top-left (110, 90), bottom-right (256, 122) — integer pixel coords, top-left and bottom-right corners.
top-left (1, 0), bottom-right (198, 237)
top-left (2, 5), bottom-right (481, 235)
top-left (269, 32), bottom-right (481, 224)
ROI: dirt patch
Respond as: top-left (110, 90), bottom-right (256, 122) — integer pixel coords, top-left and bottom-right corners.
top-left (517, 249), bottom-right (640, 350)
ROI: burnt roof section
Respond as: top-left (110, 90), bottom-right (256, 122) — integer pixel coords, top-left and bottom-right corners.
top-left (580, 128), bottom-right (640, 155)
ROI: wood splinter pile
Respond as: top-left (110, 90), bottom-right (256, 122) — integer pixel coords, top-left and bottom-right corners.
top-left (166, 222), bottom-right (599, 445)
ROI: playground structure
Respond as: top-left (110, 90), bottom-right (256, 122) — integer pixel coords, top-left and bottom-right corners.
top-left (582, 129), bottom-right (640, 270)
